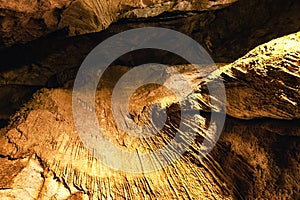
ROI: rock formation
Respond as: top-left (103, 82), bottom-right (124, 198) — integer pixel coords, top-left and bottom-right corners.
top-left (1, 0), bottom-right (300, 199)
top-left (0, 32), bottom-right (299, 199)
top-left (1, 0), bottom-right (300, 60)
top-left (1, 0), bottom-right (300, 125)
top-left (193, 32), bottom-right (300, 119)
top-left (0, 0), bottom-right (236, 47)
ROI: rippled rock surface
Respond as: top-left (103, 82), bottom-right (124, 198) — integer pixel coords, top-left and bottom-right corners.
top-left (0, 0), bottom-right (236, 47)
top-left (0, 32), bottom-right (299, 199)
top-left (193, 32), bottom-right (300, 119)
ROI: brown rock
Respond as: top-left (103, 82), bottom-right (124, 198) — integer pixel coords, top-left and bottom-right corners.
top-left (0, 33), bottom-right (300, 199)
top-left (0, 0), bottom-right (237, 47)
top-left (194, 31), bottom-right (300, 119)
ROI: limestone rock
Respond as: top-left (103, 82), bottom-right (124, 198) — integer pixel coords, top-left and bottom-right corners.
top-left (0, 85), bottom-right (235, 199)
top-left (0, 0), bottom-right (236, 47)
top-left (0, 32), bottom-right (300, 198)
top-left (0, 155), bottom-right (44, 199)
top-left (0, 83), bottom-right (299, 199)
top-left (194, 31), bottom-right (300, 119)
top-left (0, 10), bottom-right (299, 199)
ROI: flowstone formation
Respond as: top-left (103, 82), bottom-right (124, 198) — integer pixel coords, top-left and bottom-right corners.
top-left (1, 0), bottom-right (299, 127)
top-left (0, 32), bottom-right (299, 199)
top-left (193, 32), bottom-right (300, 119)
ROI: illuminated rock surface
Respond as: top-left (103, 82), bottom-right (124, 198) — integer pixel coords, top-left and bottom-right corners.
top-left (0, 0), bottom-right (236, 47)
top-left (1, 0), bottom-right (300, 54)
top-left (193, 32), bottom-right (300, 119)
top-left (1, 0), bottom-right (300, 199)
top-left (0, 32), bottom-right (299, 199)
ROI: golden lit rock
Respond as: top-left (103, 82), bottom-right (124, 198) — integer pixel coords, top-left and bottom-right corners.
top-left (0, 33), bottom-right (299, 199)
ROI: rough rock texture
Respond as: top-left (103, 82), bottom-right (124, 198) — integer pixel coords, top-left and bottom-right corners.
top-left (0, 85), bottom-right (40, 120)
top-left (1, 87), bottom-right (299, 199)
top-left (0, 0), bottom-right (300, 198)
top-left (0, 84), bottom-right (236, 199)
top-left (0, 0), bottom-right (236, 47)
top-left (0, 32), bottom-right (300, 199)
top-left (0, 0), bottom-right (299, 124)
top-left (1, 0), bottom-right (300, 57)
top-left (193, 31), bottom-right (300, 119)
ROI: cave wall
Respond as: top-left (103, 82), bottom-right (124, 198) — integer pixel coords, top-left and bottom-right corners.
top-left (0, 0), bottom-right (300, 199)
top-left (0, 32), bottom-right (299, 199)
top-left (0, 0), bottom-right (236, 47)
